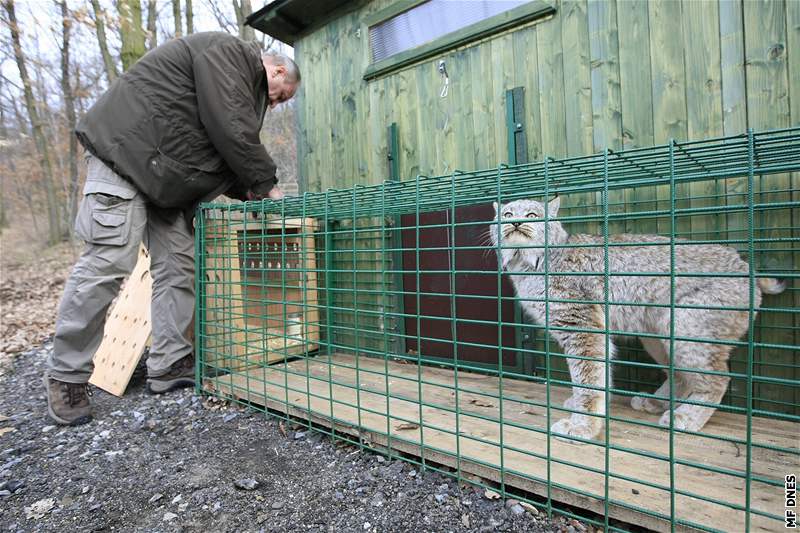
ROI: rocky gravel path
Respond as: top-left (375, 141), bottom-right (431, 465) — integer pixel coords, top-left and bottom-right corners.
top-left (0, 344), bottom-right (598, 533)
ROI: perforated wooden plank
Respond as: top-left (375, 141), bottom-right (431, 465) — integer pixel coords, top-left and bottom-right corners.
top-left (206, 353), bottom-right (798, 533)
top-left (89, 246), bottom-right (152, 396)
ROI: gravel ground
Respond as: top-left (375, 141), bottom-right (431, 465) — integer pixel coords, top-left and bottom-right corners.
top-left (0, 344), bottom-right (595, 533)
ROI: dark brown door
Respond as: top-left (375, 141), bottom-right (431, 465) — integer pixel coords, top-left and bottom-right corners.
top-left (401, 203), bottom-right (520, 370)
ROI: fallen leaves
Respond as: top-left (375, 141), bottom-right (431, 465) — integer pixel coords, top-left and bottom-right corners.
top-left (394, 422), bottom-right (419, 431)
top-left (0, 427), bottom-right (17, 437)
top-left (484, 489), bottom-right (501, 500)
top-left (0, 243), bottom-right (76, 369)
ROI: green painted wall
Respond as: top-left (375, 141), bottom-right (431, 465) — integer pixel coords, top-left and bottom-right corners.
top-left (293, 0), bottom-right (799, 414)
top-left (294, 0), bottom-right (797, 189)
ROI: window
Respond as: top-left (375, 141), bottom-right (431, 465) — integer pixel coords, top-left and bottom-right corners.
top-left (369, 0), bottom-right (529, 62)
top-left (363, 0), bottom-right (555, 80)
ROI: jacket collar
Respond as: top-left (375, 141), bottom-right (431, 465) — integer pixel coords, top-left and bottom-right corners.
top-left (245, 40), bottom-right (268, 115)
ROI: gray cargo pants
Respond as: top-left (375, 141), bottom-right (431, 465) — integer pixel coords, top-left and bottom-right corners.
top-left (48, 155), bottom-right (194, 383)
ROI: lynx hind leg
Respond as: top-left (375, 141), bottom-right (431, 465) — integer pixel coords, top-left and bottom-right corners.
top-left (630, 337), bottom-right (689, 414)
top-left (658, 342), bottom-right (731, 433)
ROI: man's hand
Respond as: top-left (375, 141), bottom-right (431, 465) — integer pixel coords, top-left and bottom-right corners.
top-left (245, 185), bottom-right (284, 201)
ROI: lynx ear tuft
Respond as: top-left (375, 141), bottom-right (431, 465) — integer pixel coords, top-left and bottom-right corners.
top-left (548, 196), bottom-right (561, 216)
top-left (492, 202), bottom-right (499, 213)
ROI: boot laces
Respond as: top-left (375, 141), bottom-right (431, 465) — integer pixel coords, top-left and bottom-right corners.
top-left (62, 382), bottom-right (92, 407)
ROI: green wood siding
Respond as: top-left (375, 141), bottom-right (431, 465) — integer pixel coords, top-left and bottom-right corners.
top-left (292, 0), bottom-right (799, 413)
top-left (294, 0), bottom-right (798, 187)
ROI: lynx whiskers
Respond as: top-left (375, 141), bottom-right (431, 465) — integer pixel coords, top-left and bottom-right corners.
top-left (490, 197), bottom-right (785, 442)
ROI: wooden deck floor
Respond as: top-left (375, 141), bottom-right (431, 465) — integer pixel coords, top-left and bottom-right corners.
top-left (204, 353), bottom-right (798, 532)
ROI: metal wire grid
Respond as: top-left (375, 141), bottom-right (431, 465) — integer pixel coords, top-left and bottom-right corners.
top-left (196, 128), bottom-right (800, 532)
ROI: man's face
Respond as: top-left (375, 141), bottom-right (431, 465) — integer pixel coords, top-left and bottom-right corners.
top-left (265, 64), bottom-right (297, 109)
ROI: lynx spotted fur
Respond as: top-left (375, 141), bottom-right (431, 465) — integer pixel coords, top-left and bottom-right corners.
top-left (490, 197), bottom-right (785, 442)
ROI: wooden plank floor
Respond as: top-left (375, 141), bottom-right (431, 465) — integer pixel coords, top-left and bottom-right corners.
top-left (204, 353), bottom-right (798, 533)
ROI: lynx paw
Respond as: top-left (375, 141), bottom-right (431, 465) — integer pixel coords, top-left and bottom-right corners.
top-left (658, 410), bottom-right (702, 432)
top-left (630, 395), bottom-right (667, 414)
top-left (550, 416), bottom-right (599, 444)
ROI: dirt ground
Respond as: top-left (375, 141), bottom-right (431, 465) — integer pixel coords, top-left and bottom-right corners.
top-left (0, 345), bottom-right (593, 533)
top-left (0, 235), bottom-right (595, 533)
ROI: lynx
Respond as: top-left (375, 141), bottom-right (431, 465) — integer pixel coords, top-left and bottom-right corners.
top-left (490, 197), bottom-right (785, 442)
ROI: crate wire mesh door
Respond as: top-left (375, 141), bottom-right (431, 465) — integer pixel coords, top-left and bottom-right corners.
top-left (197, 128), bottom-right (799, 532)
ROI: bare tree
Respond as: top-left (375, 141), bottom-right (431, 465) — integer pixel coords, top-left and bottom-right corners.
top-left (0, 90), bottom-right (8, 230)
top-left (172, 0), bottom-right (182, 38)
top-left (203, 0), bottom-right (237, 35)
top-left (89, 0), bottom-right (118, 84)
top-left (8, 89), bottom-right (28, 136)
top-left (118, 0), bottom-right (145, 71)
top-left (185, 0), bottom-right (193, 34)
top-left (3, 0), bottom-right (63, 244)
top-left (146, 0), bottom-right (157, 49)
top-left (57, 0), bottom-right (79, 229)
top-left (232, 0), bottom-right (254, 41)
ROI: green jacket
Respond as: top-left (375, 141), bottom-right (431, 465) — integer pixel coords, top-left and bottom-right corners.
top-left (76, 32), bottom-right (276, 209)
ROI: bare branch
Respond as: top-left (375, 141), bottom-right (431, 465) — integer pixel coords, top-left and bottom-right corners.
top-left (89, 0), bottom-right (118, 83)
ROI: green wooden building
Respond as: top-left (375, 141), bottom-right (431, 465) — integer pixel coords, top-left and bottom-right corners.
top-left (246, 0), bottom-right (798, 408)
top-left (198, 4), bottom-right (799, 528)
top-left (249, 0), bottom-right (797, 190)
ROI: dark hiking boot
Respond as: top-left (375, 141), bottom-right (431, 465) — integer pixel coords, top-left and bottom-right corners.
top-left (147, 354), bottom-right (195, 394)
top-left (43, 374), bottom-right (93, 426)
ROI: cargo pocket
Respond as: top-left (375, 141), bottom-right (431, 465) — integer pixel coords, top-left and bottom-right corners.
top-left (75, 193), bottom-right (132, 246)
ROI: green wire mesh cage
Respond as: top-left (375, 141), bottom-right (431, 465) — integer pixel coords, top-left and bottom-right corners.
top-left (196, 128), bottom-right (799, 532)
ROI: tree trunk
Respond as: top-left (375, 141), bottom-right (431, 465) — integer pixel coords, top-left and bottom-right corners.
top-left (0, 92), bottom-right (8, 230)
top-left (118, 0), bottom-right (146, 72)
top-left (3, 0), bottom-right (62, 244)
top-left (75, 63), bottom-right (86, 116)
top-left (58, 0), bottom-right (80, 231)
top-left (89, 0), bottom-right (118, 84)
top-left (146, 0), bottom-right (157, 50)
top-left (185, 0), bottom-right (193, 35)
top-left (172, 0), bottom-right (182, 38)
top-left (9, 92), bottom-right (27, 135)
top-left (232, 0), bottom-right (254, 42)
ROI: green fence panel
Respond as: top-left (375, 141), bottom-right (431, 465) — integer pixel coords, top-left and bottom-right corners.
top-left (197, 127), bottom-right (800, 532)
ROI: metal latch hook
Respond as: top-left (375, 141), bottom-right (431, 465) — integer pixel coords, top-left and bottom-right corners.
top-left (438, 60), bottom-right (449, 98)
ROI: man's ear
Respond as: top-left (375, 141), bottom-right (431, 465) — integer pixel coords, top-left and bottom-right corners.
top-left (548, 196), bottom-right (560, 217)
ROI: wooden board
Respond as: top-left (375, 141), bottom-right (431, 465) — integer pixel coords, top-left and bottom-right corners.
top-left (205, 353), bottom-right (798, 533)
top-left (89, 246), bottom-right (152, 396)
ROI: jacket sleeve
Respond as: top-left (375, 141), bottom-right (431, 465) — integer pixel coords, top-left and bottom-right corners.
top-left (224, 178), bottom-right (250, 201)
top-left (193, 40), bottom-right (277, 193)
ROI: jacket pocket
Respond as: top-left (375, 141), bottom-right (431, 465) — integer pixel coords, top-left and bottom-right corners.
top-left (147, 150), bottom-right (224, 208)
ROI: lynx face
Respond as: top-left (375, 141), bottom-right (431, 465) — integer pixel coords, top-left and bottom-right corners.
top-left (491, 197), bottom-right (564, 248)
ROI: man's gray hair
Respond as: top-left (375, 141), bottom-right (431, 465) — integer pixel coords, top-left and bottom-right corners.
top-left (262, 52), bottom-right (301, 83)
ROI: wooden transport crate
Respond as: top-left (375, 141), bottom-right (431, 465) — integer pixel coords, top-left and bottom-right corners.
top-left (201, 214), bottom-right (319, 370)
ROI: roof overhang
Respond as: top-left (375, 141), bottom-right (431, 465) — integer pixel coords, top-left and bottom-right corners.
top-left (246, 0), bottom-right (357, 45)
